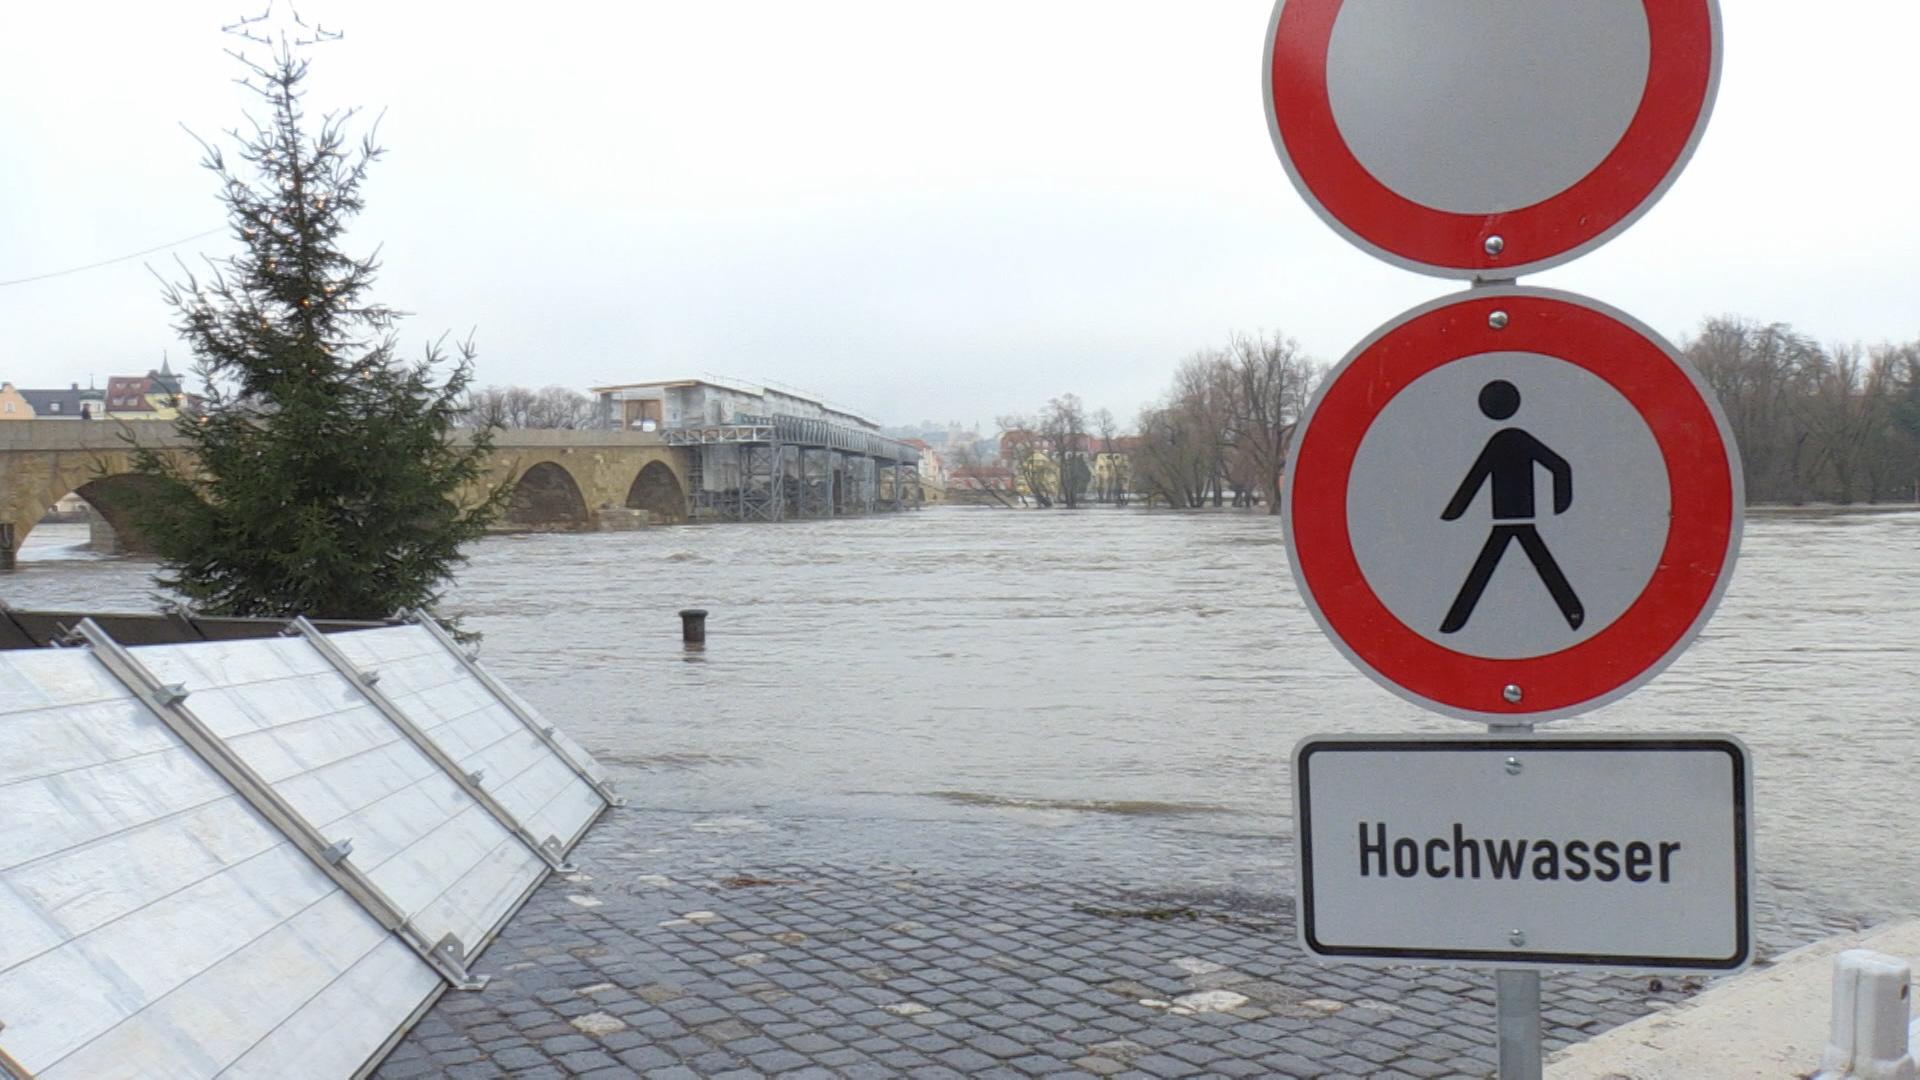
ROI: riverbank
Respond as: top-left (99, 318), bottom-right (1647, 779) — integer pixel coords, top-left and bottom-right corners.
top-left (12, 507), bottom-right (1920, 1075)
top-left (373, 805), bottom-right (1868, 1079)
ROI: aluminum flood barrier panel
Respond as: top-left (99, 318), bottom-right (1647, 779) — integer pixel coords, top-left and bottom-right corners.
top-left (0, 618), bottom-right (617, 1079)
top-left (329, 621), bottom-right (620, 850)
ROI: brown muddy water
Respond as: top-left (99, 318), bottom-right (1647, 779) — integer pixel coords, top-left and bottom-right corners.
top-left (8, 507), bottom-right (1919, 922)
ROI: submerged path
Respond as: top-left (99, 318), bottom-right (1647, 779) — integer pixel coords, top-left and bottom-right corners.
top-left (375, 808), bottom-right (1865, 1079)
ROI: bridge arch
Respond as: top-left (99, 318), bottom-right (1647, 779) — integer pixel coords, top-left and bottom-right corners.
top-left (505, 460), bottom-right (591, 529)
top-left (625, 460), bottom-right (686, 523)
top-left (3, 449), bottom-right (181, 563)
top-left (62, 472), bottom-right (170, 554)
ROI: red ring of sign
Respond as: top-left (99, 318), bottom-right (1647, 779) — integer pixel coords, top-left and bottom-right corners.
top-left (1268, 0), bottom-right (1717, 276)
top-left (1288, 293), bottom-right (1737, 717)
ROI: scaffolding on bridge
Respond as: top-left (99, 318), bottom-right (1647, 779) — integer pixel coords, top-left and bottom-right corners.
top-left (666, 414), bottom-right (921, 522)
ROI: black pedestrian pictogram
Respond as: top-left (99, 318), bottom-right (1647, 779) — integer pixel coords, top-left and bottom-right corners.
top-left (1438, 380), bottom-right (1584, 634)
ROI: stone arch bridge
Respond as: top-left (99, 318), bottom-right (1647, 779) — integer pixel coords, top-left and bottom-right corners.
top-left (0, 423), bottom-right (928, 569)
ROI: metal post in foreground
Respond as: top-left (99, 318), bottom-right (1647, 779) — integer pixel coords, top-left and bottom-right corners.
top-left (1491, 715), bottom-right (1542, 1080)
top-left (679, 608), bottom-right (708, 645)
top-left (1496, 969), bottom-right (1543, 1080)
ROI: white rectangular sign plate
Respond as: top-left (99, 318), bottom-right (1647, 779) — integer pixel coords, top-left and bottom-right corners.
top-left (1294, 734), bottom-right (1753, 973)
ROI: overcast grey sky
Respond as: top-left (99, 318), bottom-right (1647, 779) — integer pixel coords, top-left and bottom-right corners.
top-left (3, 2), bottom-right (1917, 430)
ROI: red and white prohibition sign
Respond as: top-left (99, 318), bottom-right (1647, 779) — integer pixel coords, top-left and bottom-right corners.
top-left (1265, 0), bottom-right (1722, 278)
top-left (1282, 288), bottom-right (1743, 722)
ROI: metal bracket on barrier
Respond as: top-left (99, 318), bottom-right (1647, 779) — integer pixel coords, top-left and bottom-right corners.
top-left (291, 618), bottom-right (578, 873)
top-left (404, 610), bottom-right (626, 808)
top-left (433, 935), bottom-right (491, 992)
top-left (72, 619), bottom-right (490, 992)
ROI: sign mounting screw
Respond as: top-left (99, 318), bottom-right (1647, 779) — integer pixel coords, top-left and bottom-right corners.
top-left (1488, 310), bottom-right (1509, 330)
top-left (1484, 235), bottom-right (1505, 257)
top-left (1509, 930), bottom-right (1527, 947)
top-left (1505, 756), bottom-right (1523, 776)
top-left (1502, 684), bottom-right (1523, 704)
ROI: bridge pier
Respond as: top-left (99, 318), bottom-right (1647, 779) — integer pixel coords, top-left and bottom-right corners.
top-left (87, 506), bottom-right (124, 554)
top-left (0, 523), bottom-right (14, 571)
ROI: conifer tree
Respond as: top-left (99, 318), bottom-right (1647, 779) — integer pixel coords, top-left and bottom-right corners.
top-left (131, 18), bottom-right (503, 619)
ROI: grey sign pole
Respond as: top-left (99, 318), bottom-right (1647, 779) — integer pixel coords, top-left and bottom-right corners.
top-left (1477, 264), bottom-right (1543, 1080)
top-left (1496, 969), bottom-right (1542, 1080)
top-left (1491, 717), bottom-right (1542, 1080)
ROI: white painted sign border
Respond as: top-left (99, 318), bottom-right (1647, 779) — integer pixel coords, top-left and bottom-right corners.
top-left (1292, 733), bottom-right (1755, 973)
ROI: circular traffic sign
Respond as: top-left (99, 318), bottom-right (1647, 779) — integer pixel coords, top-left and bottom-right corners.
top-left (1283, 287), bottom-right (1742, 722)
top-left (1265, 0), bottom-right (1722, 279)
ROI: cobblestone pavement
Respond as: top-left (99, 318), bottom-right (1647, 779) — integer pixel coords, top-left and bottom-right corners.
top-left (376, 807), bottom-right (1877, 1079)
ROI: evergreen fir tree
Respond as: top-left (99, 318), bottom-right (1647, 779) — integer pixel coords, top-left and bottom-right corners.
top-left (131, 26), bottom-right (503, 619)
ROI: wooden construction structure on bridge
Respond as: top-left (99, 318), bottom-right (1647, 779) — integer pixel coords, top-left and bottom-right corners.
top-left (665, 413), bottom-right (922, 521)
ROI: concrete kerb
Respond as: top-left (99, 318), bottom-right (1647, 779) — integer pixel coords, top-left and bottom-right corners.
top-left (1550, 919), bottom-right (1920, 1079)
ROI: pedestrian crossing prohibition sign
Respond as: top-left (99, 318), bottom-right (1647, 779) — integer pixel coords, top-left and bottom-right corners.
top-left (1282, 287), bottom-right (1742, 722)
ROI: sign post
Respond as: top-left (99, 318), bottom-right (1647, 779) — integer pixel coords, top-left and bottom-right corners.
top-left (1263, 3), bottom-right (1733, 1076)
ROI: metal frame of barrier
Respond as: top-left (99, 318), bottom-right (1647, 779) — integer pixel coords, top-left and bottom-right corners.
top-left (291, 618), bottom-right (578, 873)
top-left (74, 619), bottom-right (491, 992)
top-left (0, 618), bottom-right (619, 1078)
top-left (405, 610), bottom-right (626, 807)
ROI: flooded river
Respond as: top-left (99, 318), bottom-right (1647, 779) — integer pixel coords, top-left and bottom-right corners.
top-left (8, 507), bottom-right (1919, 927)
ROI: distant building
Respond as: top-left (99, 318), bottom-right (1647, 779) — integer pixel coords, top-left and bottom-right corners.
top-left (0, 383), bottom-right (30, 421)
top-left (15, 383), bottom-right (106, 420)
top-left (590, 378), bottom-right (880, 433)
top-left (902, 439), bottom-right (945, 488)
top-left (104, 359), bottom-right (196, 420)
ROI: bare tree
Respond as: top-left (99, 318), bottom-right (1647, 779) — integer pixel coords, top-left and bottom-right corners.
top-left (1686, 319), bottom-right (1824, 502)
top-left (995, 416), bottom-right (1051, 507)
top-left (947, 441), bottom-right (1014, 508)
top-left (1222, 332), bottom-right (1318, 514)
top-left (528, 385), bottom-right (592, 429)
top-left (1093, 407), bottom-right (1129, 505)
top-left (1133, 400), bottom-right (1213, 508)
top-left (1040, 393), bottom-right (1089, 508)
top-left (463, 384), bottom-right (591, 428)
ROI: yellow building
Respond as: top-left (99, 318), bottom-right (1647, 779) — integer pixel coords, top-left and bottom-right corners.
top-left (1009, 450), bottom-right (1059, 500)
top-left (1090, 451), bottom-right (1132, 500)
top-left (0, 383), bottom-right (31, 421)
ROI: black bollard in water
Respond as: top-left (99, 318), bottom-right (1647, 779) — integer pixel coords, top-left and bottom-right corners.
top-left (679, 609), bottom-right (708, 645)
